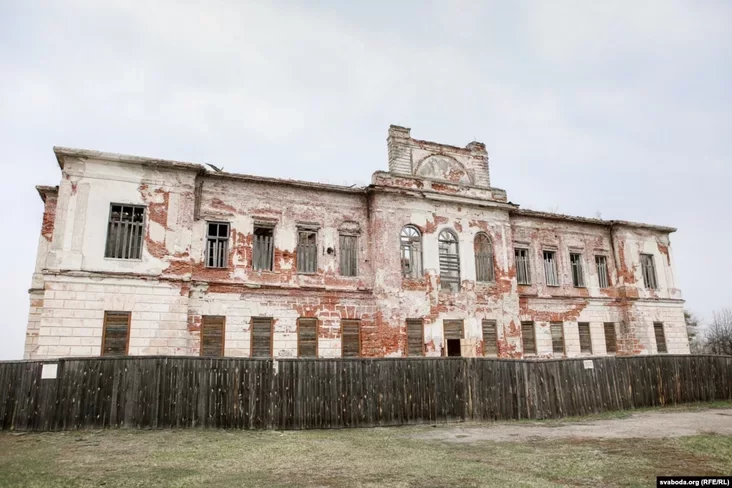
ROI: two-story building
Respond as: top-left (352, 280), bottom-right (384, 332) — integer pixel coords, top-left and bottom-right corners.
top-left (25, 125), bottom-right (689, 360)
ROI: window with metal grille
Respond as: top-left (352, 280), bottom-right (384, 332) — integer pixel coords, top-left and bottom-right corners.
top-left (105, 204), bottom-right (145, 259)
top-left (543, 250), bottom-right (559, 286)
top-left (550, 322), bottom-right (565, 354)
top-left (474, 233), bottom-right (495, 282)
top-left (570, 253), bottom-right (585, 287)
top-left (406, 319), bottom-right (424, 356)
top-left (654, 322), bottom-right (667, 354)
top-left (578, 322), bottom-right (592, 354)
top-left (515, 248), bottom-right (531, 285)
top-left (482, 320), bottom-right (498, 356)
top-left (339, 234), bottom-right (358, 276)
top-left (205, 222), bottom-right (229, 268)
top-left (596, 255), bottom-right (609, 288)
top-left (341, 319), bottom-right (361, 357)
top-left (201, 315), bottom-right (225, 357)
top-left (297, 229), bottom-right (318, 274)
top-left (253, 225), bottom-right (274, 271)
top-left (640, 254), bottom-right (658, 289)
top-left (102, 311), bottom-right (130, 356)
top-left (400, 226), bottom-right (423, 278)
top-left (251, 317), bottom-right (273, 357)
top-left (298, 318), bottom-right (317, 358)
top-left (521, 321), bottom-right (536, 355)
top-left (604, 322), bottom-right (617, 354)
top-left (439, 230), bottom-right (460, 292)
top-left (443, 319), bottom-right (463, 357)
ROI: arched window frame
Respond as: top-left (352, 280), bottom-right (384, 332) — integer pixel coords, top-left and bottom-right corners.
top-left (438, 229), bottom-right (460, 292)
top-left (474, 232), bottom-right (495, 282)
top-left (400, 225), bottom-right (423, 278)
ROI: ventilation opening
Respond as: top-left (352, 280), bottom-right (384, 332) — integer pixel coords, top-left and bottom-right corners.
top-left (446, 339), bottom-right (461, 357)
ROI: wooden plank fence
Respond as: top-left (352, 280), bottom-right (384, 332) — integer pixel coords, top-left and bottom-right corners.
top-left (0, 355), bottom-right (730, 431)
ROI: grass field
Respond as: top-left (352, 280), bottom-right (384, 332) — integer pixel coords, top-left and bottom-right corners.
top-left (1, 402), bottom-right (730, 487)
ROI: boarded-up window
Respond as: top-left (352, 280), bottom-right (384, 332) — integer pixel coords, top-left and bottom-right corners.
top-left (341, 319), bottom-right (360, 357)
top-left (543, 250), bottom-right (559, 286)
top-left (201, 315), bottom-right (225, 357)
top-left (251, 317), bottom-right (273, 357)
top-left (297, 229), bottom-right (318, 274)
top-left (401, 226), bottom-right (423, 278)
top-left (205, 222), bottom-right (229, 268)
top-left (595, 255), bottom-right (609, 288)
top-left (515, 248), bottom-right (531, 285)
top-left (550, 322), bottom-right (565, 354)
top-left (105, 204), bottom-right (144, 259)
top-left (102, 311), bottom-right (130, 356)
top-left (474, 233), bottom-right (495, 282)
top-left (604, 322), bottom-right (617, 354)
top-left (521, 321), bottom-right (536, 355)
top-left (443, 319), bottom-right (463, 357)
top-left (339, 234), bottom-right (358, 276)
top-left (298, 318), bottom-right (317, 358)
top-left (439, 230), bottom-right (460, 292)
top-left (406, 319), bottom-right (424, 356)
top-left (641, 254), bottom-right (658, 290)
top-left (654, 322), bottom-right (667, 354)
top-left (253, 225), bottom-right (274, 271)
top-left (482, 320), bottom-right (498, 356)
top-left (570, 253), bottom-right (585, 287)
top-left (578, 322), bottom-right (592, 354)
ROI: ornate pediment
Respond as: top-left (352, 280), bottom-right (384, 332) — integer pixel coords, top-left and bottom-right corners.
top-left (414, 155), bottom-right (473, 185)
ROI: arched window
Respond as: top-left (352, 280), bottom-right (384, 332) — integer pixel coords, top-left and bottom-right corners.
top-left (400, 226), bottom-right (423, 278)
top-left (438, 229), bottom-right (460, 292)
top-left (474, 233), bottom-right (495, 282)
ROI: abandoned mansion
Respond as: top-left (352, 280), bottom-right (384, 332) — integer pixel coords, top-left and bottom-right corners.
top-left (25, 126), bottom-right (689, 360)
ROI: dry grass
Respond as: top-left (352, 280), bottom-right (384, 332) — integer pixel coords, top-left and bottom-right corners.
top-left (1, 404), bottom-right (731, 487)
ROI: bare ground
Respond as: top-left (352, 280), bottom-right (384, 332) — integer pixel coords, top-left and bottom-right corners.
top-left (0, 402), bottom-right (730, 487)
top-left (412, 407), bottom-right (732, 443)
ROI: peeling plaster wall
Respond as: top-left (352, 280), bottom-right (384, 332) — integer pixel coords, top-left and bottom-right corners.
top-left (25, 135), bottom-right (690, 360)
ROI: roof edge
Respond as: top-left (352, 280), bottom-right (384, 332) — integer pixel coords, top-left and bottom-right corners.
top-left (53, 146), bottom-right (205, 172)
top-left (35, 185), bottom-right (58, 203)
top-left (511, 209), bottom-right (677, 233)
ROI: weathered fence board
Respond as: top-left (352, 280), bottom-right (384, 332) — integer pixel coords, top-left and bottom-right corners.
top-left (0, 355), bottom-right (729, 431)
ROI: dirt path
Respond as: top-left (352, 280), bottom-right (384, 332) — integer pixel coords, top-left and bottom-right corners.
top-left (411, 407), bottom-right (732, 443)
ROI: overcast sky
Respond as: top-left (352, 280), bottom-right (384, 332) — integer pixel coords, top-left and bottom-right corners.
top-left (1, 0), bottom-right (730, 359)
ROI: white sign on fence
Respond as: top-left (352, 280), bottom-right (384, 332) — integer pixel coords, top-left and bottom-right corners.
top-left (41, 363), bottom-right (58, 379)
top-left (583, 360), bottom-right (594, 370)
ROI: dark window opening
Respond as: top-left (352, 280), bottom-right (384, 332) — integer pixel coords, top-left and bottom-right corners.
top-left (253, 226), bottom-right (274, 271)
top-left (641, 254), bottom-right (658, 289)
top-left (654, 322), bottom-right (667, 354)
top-left (401, 226), bottom-right (423, 278)
top-left (339, 234), bottom-right (358, 277)
top-left (297, 229), bottom-right (318, 274)
top-left (543, 250), bottom-right (559, 286)
top-left (515, 248), bottom-right (531, 285)
top-left (550, 322), bottom-right (565, 355)
top-left (570, 252), bottom-right (585, 287)
top-left (578, 322), bottom-right (593, 354)
top-left (105, 204), bottom-right (145, 259)
top-left (446, 339), bottom-right (461, 357)
top-left (596, 255), bottom-right (609, 288)
top-left (439, 230), bottom-right (460, 292)
top-left (206, 222), bottom-right (229, 268)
